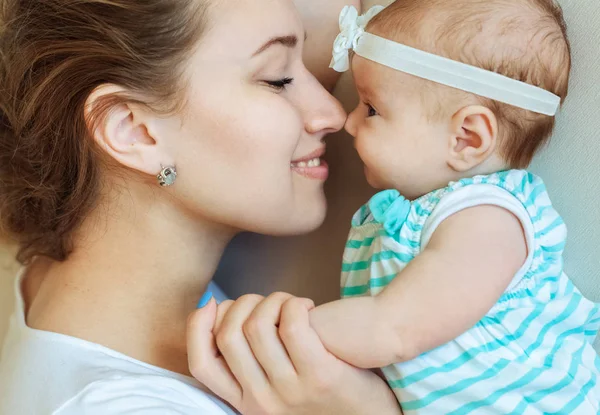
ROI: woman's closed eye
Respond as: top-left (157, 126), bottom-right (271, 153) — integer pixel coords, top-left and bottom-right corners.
top-left (265, 77), bottom-right (294, 92)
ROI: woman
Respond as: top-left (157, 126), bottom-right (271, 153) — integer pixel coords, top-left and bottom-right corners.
top-left (0, 0), bottom-right (400, 413)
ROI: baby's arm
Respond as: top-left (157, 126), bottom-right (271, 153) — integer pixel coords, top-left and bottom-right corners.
top-left (309, 205), bottom-right (527, 369)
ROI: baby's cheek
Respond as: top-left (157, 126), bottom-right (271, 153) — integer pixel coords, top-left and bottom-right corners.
top-left (354, 134), bottom-right (373, 165)
top-left (359, 130), bottom-right (385, 162)
top-left (355, 140), bottom-right (387, 184)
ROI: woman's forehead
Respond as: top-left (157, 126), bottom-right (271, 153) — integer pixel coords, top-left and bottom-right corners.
top-left (201, 0), bottom-right (304, 58)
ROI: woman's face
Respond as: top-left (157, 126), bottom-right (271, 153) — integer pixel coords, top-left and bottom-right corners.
top-left (170, 0), bottom-right (346, 235)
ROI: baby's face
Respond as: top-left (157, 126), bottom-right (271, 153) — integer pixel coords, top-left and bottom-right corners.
top-left (345, 56), bottom-right (452, 199)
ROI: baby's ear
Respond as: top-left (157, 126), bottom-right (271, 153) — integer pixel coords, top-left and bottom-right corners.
top-left (446, 105), bottom-right (498, 172)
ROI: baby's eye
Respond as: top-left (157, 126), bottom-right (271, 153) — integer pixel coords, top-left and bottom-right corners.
top-left (366, 103), bottom-right (378, 117)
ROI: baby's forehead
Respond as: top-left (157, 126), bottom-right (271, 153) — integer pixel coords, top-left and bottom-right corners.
top-left (368, 1), bottom-right (545, 62)
top-left (352, 55), bottom-right (427, 99)
top-left (364, 0), bottom-right (568, 99)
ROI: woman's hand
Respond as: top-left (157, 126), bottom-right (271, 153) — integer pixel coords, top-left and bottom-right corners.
top-left (187, 293), bottom-right (401, 415)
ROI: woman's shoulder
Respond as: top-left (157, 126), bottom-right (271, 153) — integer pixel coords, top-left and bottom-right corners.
top-left (52, 375), bottom-right (236, 414)
top-left (0, 344), bottom-right (235, 414)
top-left (0, 304), bottom-right (235, 415)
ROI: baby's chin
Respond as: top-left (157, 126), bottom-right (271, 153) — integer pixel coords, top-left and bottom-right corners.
top-left (364, 166), bottom-right (389, 190)
top-left (364, 169), bottom-right (424, 200)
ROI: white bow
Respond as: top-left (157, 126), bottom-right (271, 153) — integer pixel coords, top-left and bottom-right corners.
top-left (329, 5), bottom-right (386, 72)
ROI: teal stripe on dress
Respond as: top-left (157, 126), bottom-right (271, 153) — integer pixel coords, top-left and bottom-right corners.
top-left (341, 273), bottom-right (398, 297)
top-left (544, 308), bottom-right (599, 367)
top-left (535, 217), bottom-right (565, 238)
top-left (517, 171), bottom-right (530, 194)
top-left (446, 365), bottom-right (545, 415)
top-left (404, 220), bottom-right (423, 233)
top-left (341, 250), bottom-right (413, 272)
top-left (531, 204), bottom-right (553, 223)
top-left (584, 329), bottom-right (600, 346)
top-left (392, 294), bottom-right (580, 390)
top-left (548, 374), bottom-right (597, 415)
top-left (359, 205), bottom-right (367, 220)
top-left (397, 295), bottom-right (583, 411)
top-left (389, 302), bottom-right (548, 388)
top-left (459, 178), bottom-right (475, 187)
top-left (526, 258), bottom-right (555, 278)
top-left (542, 241), bottom-right (566, 253)
top-left (588, 316), bottom-right (600, 326)
top-left (511, 342), bottom-right (587, 414)
top-left (496, 274), bottom-right (558, 305)
top-left (497, 170), bottom-right (511, 187)
top-left (493, 271), bottom-right (562, 312)
top-left (345, 237), bottom-right (376, 249)
top-left (518, 294), bottom-right (582, 356)
top-left (379, 230), bottom-right (420, 248)
top-left (452, 318), bottom-right (594, 415)
top-left (341, 285), bottom-right (369, 297)
top-left (563, 279), bottom-right (576, 296)
top-left (525, 183), bottom-right (547, 207)
top-left (345, 232), bottom-right (419, 250)
top-left (399, 359), bottom-right (513, 411)
top-left (414, 203), bottom-right (431, 217)
top-left (426, 195), bottom-right (442, 205)
top-left (497, 274), bottom-right (564, 311)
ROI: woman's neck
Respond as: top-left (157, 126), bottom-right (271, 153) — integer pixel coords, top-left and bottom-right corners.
top-left (26, 182), bottom-right (234, 375)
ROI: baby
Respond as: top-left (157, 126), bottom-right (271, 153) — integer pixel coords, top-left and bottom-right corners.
top-left (306, 1), bottom-right (600, 413)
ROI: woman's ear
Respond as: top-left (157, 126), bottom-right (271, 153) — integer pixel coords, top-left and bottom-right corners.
top-left (85, 84), bottom-right (174, 177)
top-left (447, 105), bottom-right (498, 172)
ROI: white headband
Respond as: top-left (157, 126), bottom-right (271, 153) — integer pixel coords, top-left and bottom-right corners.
top-left (330, 5), bottom-right (561, 116)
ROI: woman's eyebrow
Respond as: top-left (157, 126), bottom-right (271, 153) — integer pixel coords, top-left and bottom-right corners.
top-left (252, 32), bottom-right (307, 57)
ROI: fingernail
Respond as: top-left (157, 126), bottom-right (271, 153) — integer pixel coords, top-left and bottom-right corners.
top-left (197, 291), bottom-right (213, 309)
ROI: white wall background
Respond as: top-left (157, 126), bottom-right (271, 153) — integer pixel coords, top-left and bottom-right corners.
top-left (529, 0), bottom-right (600, 304)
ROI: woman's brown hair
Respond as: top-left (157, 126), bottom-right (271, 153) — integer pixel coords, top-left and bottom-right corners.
top-left (0, 0), bottom-right (207, 263)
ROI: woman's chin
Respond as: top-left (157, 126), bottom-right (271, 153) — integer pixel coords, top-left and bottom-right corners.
top-left (293, 209), bottom-right (327, 235)
top-left (263, 198), bottom-right (327, 237)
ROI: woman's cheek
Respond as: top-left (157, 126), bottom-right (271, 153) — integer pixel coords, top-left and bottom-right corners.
top-left (250, 95), bottom-right (302, 149)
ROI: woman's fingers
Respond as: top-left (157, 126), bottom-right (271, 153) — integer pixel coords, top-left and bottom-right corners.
top-left (186, 297), bottom-right (242, 408)
top-left (215, 294), bottom-right (271, 394)
top-left (214, 300), bottom-right (234, 335)
top-left (243, 292), bottom-right (298, 387)
top-left (279, 297), bottom-right (333, 377)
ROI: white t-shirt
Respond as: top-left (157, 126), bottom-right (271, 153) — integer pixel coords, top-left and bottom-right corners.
top-left (0, 272), bottom-right (236, 414)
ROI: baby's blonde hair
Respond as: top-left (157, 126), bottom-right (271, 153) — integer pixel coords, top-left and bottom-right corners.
top-left (368, 0), bottom-right (571, 168)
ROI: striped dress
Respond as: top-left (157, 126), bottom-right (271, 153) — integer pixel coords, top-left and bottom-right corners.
top-left (342, 170), bottom-right (600, 414)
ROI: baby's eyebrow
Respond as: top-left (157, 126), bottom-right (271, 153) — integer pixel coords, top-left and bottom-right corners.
top-left (356, 81), bottom-right (376, 101)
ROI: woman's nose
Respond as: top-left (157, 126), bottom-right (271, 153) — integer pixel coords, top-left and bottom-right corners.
top-left (302, 76), bottom-right (347, 136)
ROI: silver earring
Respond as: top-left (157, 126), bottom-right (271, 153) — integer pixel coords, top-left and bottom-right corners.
top-left (157, 165), bottom-right (177, 187)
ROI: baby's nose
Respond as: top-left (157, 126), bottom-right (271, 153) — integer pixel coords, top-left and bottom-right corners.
top-left (344, 109), bottom-right (359, 138)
